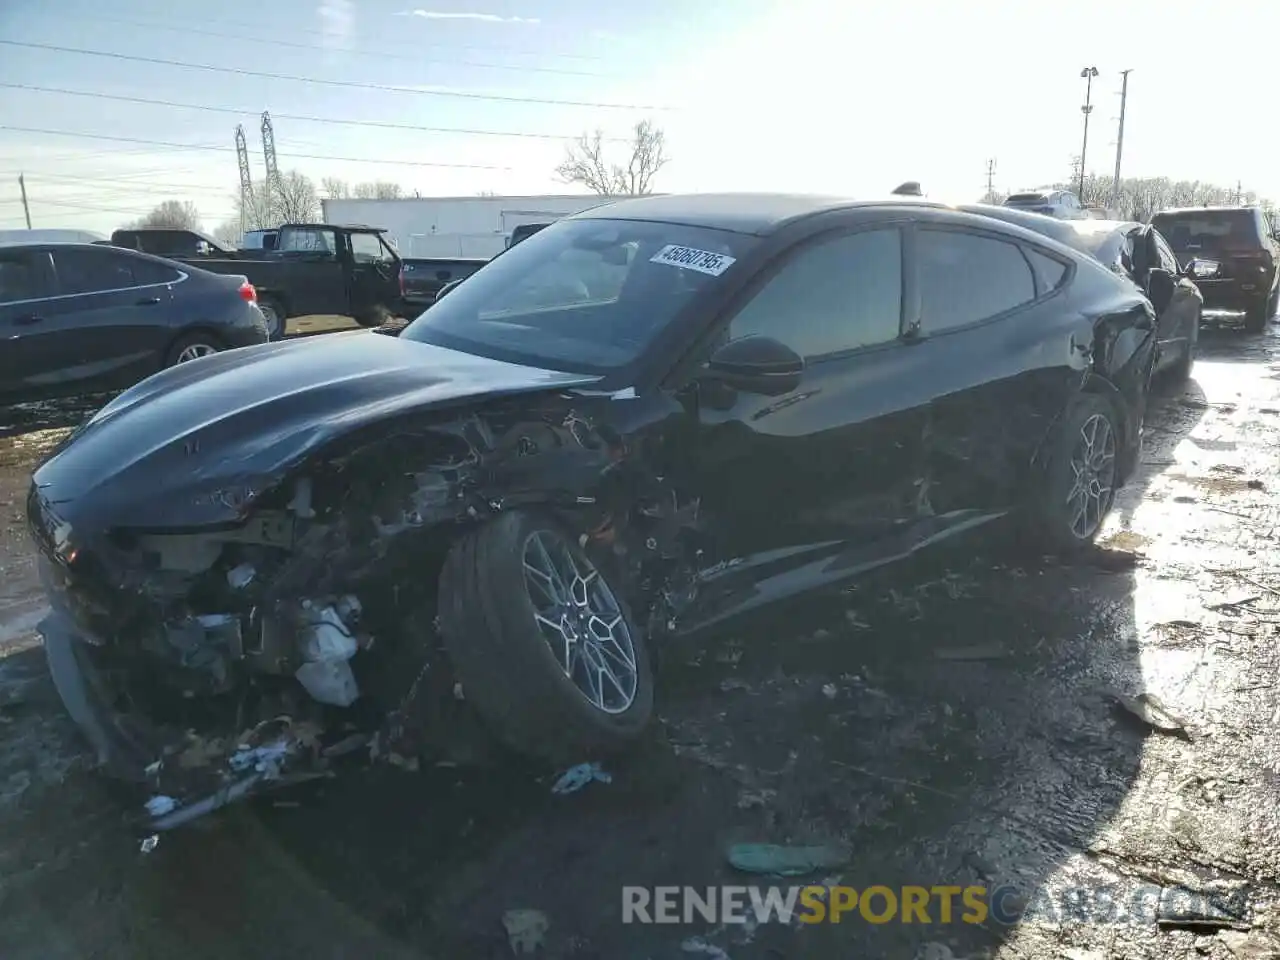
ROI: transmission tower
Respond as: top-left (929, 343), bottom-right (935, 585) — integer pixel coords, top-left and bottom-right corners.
top-left (234, 124), bottom-right (254, 234)
top-left (261, 111), bottom-right (280, 213)
top-left (984, 158), bottom-right (997, 203)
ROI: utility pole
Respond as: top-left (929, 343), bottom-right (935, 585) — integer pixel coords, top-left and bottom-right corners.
top-left (984, 158), bottom-right (997, 203)
top-left (17, 173), bottom-right (31, 229)
top-left (1236, 180), bottom-right (1243, 205)
top-left (1078, 66), bottom-right (1099, 199)
top-left (1111, 69), bottom-right (1131, 210)
top-left (234, 124), bottom-right (254, 236)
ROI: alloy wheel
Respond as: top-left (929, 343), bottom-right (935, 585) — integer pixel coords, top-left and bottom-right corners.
top-left (176, 343), bottom-right (218, 364)
top-left (1065, 412), bottom-right (1117, 540)
top-left (521, 530), bottom-right (638, 715)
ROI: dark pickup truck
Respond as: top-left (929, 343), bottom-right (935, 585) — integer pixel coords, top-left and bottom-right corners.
top-left (399, 256), bottom-right (488, 310)
top-left (111, 224), bottom-right (403, 339)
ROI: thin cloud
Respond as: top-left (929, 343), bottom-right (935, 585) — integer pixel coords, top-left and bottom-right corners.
top-left (399, 9), bottom-right (541, 24)
top-left (318, 0), bottom-right (355, 48)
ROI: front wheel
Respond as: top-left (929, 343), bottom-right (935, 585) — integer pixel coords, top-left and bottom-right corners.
top-left (1166, 309), bottom-right (1199, 386)
top-left (1028, 394), bottom-right (1122, 554)
top-left (437, 511), bottom-right (654, 765)
top-left (1244, 293), bottom-right (1271, 333)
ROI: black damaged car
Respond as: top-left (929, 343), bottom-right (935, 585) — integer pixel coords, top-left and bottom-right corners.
top-left (28, 194), bottom-right (1161, 829)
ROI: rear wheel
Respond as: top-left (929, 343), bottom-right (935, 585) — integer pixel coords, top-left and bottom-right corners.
top-left (437, 510), bottom-right (653, 765)
top-left (354, 304), bottom-right (394, 328)
top-left (256, 297), bottom-right (285, 340)
top-left (165, 332), bottom-right (223, 367)
top-left (1028, 394), bottom-right (1121, 554)
top-left (1244, 293), bottom-right (1270, 333)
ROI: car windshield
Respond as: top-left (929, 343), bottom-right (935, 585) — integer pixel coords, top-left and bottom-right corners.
top-left (400, 218), bottom-right (757, 373)
top-left (1150, 210), bottom-right (1259, 250)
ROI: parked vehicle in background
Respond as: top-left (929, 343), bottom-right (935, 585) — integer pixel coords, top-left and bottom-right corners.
top-left (1149, 206), bottom-right (1279, 332)
top-left (961, 205), bottom-right (1203, 382)
top-left (507, 222), bottom-right (552, 248)
top-left (0, 228), bottom-right (108, 246)
top-left (241, 229), bottom-right (279, 252)
top-left (110, 228), bottom-right (234, 259)
top-left (0, 243), bottom-right (269, 403)
top-left (27, 194), bottom-right (1162, 829)
top-left (399, 256), bottom-right (487, 310)
top-left (1003, 189), bottom-right (1089, 219)
top-left (178, 223), bottom-right (402, 339)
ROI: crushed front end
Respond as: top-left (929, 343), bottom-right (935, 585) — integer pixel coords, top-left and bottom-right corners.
top-left (27, 389), bottom-right (702, 832)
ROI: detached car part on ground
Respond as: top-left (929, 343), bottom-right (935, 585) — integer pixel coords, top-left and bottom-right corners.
top-left (28, 194), bottom-right (1161, 830)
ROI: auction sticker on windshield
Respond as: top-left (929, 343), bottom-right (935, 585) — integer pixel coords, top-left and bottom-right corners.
top-left (649, 244), bottom-right (737, 277)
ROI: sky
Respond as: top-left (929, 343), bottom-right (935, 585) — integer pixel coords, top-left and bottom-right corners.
top-left (0, 0), bottom-right (1275, 235)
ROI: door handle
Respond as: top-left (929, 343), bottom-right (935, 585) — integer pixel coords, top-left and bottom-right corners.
top-left (14, 314), bottom-right (43, 325)
top-left (135, 296), bottom-right (162, 305)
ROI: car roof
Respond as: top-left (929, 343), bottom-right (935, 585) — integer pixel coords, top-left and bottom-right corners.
top-left (1153, 206), bottom-right (1259, 217)
top-left (569, 192), bottom-right (950, 236)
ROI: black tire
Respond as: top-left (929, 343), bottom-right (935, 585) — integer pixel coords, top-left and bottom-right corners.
top-left (1027, 393), bottom-right (1122, 555)
top-left (164, 332), bottom-right (223, 367)
top-left (1166, 308), bottom-right (1199, 385)
top-left (257, 296), bottom-right (285, 340)
top-left (354, 304), bottom-right (394, 328)
top-left (437, 510), bottom-right (654, 765)
top-left (1244, 293), bottom-right (1270, 333)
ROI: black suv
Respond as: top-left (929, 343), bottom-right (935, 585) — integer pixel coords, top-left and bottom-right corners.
top-left (1150, 206), bottom-right (1279, 332)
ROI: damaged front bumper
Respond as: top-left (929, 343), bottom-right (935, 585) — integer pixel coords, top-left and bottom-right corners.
top-left (38, 561), bottom-right (363, 832)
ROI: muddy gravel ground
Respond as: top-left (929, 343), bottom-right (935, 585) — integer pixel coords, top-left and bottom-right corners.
top-left (4, 320), bottom-right (1280, 959)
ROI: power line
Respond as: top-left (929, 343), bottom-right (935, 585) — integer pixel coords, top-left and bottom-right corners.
top-left (0, 40), bottom-right (673, 112)
top-left (0, 126), bottom-right (512, 170)
top-left (0, 83), bottom-right (630, 143)
top-left (57, 14), bottom-right (614, 77)
top-left (82, 10), bottom-right (609, 63)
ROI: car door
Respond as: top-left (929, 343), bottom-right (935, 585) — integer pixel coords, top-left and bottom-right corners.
top-left (0, 248), bottom-right (56, 400)
top-left (33, 246), bottom-right (177, 393)
top-left (680, 223), bottom-right (933, 581)
top-left (1148, 227), bottom-right (1201, 356)
top-left (275, 226), bottom-right (346, 316)
top-left (911, 223), bottom-right (1081, 512)
top-left (347, 231), bottom-right (401, 317)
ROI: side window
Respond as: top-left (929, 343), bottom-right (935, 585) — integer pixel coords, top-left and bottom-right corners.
top-left (129, 256), bottom-right (183, 286)
top-left (278, 228), bottom-right (336, 255)
top-left (1152, 233), bottom-right (1179, 274)
top-left (351, 233), bottom-right (391, 263)
top-left (727, 228), bottom-right (902, 358)
top-left (1025, 248), bottom-right (1069, 293)
top-left (53, 248), bottom-right (139, 295)
top-left (918, 229), bottom-right (1036, 333)
top-left (0, 252), bottom-right (43, 303)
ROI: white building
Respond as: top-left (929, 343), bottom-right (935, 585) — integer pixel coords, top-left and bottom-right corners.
top-left (321, 194), bottom-right (639, 259)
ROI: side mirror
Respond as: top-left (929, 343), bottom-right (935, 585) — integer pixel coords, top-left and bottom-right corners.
top-left (703, 336), bottom-right (804, 396)
top-left (1185, 258), bottom-right (1219, 280)
top-left (1147, 267), bottom-right (1176, 313)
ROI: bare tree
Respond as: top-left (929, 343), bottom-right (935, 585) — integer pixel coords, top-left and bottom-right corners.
top-left (353, 180), bottom-right (404, 200)
top-left (555, 120), bottom-right (668, 196)
top-left (126, 200), bottom-right (201, 231)
top-left (210, 219), bottom-right (242, 246)
top-left (274, 170), bottom-right (321, 223)
top-left (321, 177), bottom-right (350, 200)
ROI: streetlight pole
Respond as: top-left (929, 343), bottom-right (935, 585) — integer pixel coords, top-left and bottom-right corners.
top-left (1079, 66), bottom-right (1099, 199)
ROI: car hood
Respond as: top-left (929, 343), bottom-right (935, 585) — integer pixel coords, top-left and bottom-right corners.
top-left (33, 330), bottom-right (600, 527)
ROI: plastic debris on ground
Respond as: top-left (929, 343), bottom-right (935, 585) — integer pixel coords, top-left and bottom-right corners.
top-left (726, 842), bottom-right (852, 877)
top-left (139, 834), bottom-right (159, 854)
top-left (229, 738), bottom-right (292, 778)
top-left (1109, 691), bottom-right (1191, 738)
top-left (681, 936), bottom-right (732, 959)
top-left (144, 795), bottom-right (177, 817)
top-left (551, 761), bottom-right (611, 795)
top-left (501, 908), bottom-right (549, 956)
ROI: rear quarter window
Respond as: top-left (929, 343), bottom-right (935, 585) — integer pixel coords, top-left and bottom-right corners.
top-left (1025, 248), bottom-right (1070, 293)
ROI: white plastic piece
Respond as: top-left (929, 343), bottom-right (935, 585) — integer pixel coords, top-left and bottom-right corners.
top-left (288, 478), bottom-right (316, 518)
top-left (226, 563), bottom-right (256, 589)
top-left (295, 660), bottom-right (359, 707)
top-left (145, 795), bottom-right (177, 817)
top-left (300, 606), bottom-right (357, 662)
